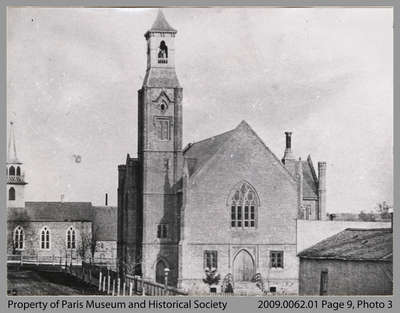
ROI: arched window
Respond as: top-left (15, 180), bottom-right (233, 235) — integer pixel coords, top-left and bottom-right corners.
top-left (9, 166), bottom-right (15, 176)
top-left (9, 187), bottom-right (16, 201)
top-left (13, 226), bottom-right (24, 250)
top-left (40, 227), bottom-right (50, 249)
top-left (157, 40), bottom-right (168, 64)
top-left (16, 166), bottom-right (21, 176)
top-left (230, 182), bottom-right (259, 229)
top-left (155, 260), bottom-right (168, 284)
top-left (66, 226), bottom-right (76, 249)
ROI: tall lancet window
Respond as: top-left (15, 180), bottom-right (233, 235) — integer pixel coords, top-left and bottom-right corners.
top-left (9, 187), bottom-right (16, 201)
top-left (13, 226), bottom-right (24, 250)
top-left (230, 182), bottom-right (258, 229)
top-left (40, 226), bottom-right (50, 249)
top-left (66, 226), bottom-right (76, 249)
top-left (157, 40), bottom-right (168, 64)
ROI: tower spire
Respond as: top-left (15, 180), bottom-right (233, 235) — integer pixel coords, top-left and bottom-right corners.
top-left (8, 121), bottom-right (19, 163)
top-left (149, 9), bottom-right (176, 33)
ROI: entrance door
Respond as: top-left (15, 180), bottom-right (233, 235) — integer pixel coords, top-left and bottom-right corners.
top-left (233, 250), bottom-right (255, 281)
top-left (155, 260), bottom-right (166, 284)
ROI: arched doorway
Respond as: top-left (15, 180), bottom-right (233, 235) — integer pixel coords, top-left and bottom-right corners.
top-left (233, 250), bottom-right (255, 282)
top-left (155, 260), bottom-right (167, 284)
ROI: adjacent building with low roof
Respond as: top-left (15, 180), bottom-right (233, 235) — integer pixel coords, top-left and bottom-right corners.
top-left (6, 122), bottom-right (117, 267)
top-left (298, 228), bottom-right (393, 295)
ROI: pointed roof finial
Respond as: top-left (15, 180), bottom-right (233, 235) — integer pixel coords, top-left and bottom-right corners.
top-left (8, 121), bottom-right (20, 164)
top-left (149, 9), bottom-right (177, 33)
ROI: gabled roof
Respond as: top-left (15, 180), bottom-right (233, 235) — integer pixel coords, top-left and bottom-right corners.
top-left (183, 128), bottom-right (236, 176)
top-left (183, 120), bottom-right (296, 182)
top-left (8, 202), bottom-right (93, 222)
top-left (148, 10), bottom-right (177, 33)
top-left (302, 155), bottom-right (318, 198)
top-left (298, 228), bottom-right (393, 261)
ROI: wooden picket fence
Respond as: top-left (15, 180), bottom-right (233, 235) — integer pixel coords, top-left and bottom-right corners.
top-left (80, 261), bottom-right (187, 296)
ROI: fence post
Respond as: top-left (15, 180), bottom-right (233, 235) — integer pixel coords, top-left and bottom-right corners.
top-left (164, 268), bottom-right (170, 296)
top-left (123, 282), bottom-right (126, 296)
top-left (129, 282), bottom-right (133, 296)
top-left (117, 278), bottom-right (120, 296)
top-left (103, 273), bottom-right (106, 292)
top-left (112, 279), bottom-right (115, 296)
top-left (99, 272), bottom-right (102, 291)
top-left (142, 279), bottom-right (145, 296)
top-left (107, 273), bottom-right (110, 294)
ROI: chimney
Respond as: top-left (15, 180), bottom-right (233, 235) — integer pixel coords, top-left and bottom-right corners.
top-left (296, 158), bottom-right (303, 218)
top-left (105, 193), bottom-right (108, 206)
top-left (282, 132), bottom-right (295, 164)
top-left (282, 131), bottom-right (297, 176)
top-left (318, 162), bottom-right (327, 220)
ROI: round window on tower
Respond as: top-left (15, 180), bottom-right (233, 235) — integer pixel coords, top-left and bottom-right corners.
top-left (160, 101), bottom-right (168, 113)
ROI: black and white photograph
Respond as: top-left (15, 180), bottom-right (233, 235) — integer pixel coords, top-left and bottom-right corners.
top-left (6, 7), bottom-right (393, 296)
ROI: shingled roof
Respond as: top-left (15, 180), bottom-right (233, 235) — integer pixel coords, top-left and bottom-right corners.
top-left (183, 127), bottom-right (236, 176)
top-left (298, 228), bottom-right (393, 261)
top-left (8, 202), bottom-right (93, 222)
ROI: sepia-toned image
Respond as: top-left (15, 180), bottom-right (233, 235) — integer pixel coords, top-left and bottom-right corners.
top-left (6, 7), bottom-right (393, 296)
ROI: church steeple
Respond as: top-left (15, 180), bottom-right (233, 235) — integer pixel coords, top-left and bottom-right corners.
top-left (7, 121), bottom-right (27, 208)
top-left (148, 9), bottom-right (177, 33)
top-left (143, 9), bottom-right (180, 87)
top-left (8, 121), bottom-right (19, 164)
top-left (136, 9), bottom-right (183, 284)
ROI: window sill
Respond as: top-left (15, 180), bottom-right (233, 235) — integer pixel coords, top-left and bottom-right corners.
top-left (269, 267), bottom-right (284, 272)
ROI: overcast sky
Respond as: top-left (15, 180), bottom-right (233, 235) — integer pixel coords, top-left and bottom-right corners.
top-left (7, 7), bottom-right (392, 212)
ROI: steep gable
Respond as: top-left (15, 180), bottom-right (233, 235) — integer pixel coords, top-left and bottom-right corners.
top-left (183, 128), bottom-right (236, 176)
top-left (184, 120), bottom-right (296, 183)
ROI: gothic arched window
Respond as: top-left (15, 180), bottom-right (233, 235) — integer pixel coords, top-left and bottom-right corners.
top-left (157, 40), bottom-right (168, 64)
top-left (66, 226), bottom-right (76, 249)
top-left (230, 182), bottom-right (259, 229)
top-left (40, 227), bottom-right (50, 249)
top-left (9, 166), bottom-right (15, 176)
top-left (16, 166), bottom-right (21, 176)
top-left (9, 187), bottom-right (15, 201)
top-left (13, 226), bottom-right (24, 250)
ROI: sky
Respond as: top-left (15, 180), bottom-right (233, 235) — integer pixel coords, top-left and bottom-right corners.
top-left (7, 7), bottom-right (393, 212)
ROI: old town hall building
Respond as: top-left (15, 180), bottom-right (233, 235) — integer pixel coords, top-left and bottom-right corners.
top-left (117, 11), bottom-right (327, 295)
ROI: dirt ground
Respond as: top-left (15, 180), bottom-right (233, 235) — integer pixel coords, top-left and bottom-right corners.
top-left (7, 269), bottom-right (102, 296)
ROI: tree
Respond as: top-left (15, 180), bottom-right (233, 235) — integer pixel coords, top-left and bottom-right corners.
top-left (358, 210), bottom-right (376, 222)
top-left (203, 267), bottom-right (220, 286)
top-left (376, 201), bottom-right (392, 220)
top-left (77, 225), bottom-right (97, 262)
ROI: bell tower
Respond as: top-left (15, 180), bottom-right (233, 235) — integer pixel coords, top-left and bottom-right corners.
top-left (137, 10), bottom-right (183, 286)
top-left (7, 121), bottom-right (27, 208)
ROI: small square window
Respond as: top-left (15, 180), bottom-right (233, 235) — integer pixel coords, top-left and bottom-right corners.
top-left (270, 251), bottom-right (284, 268)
